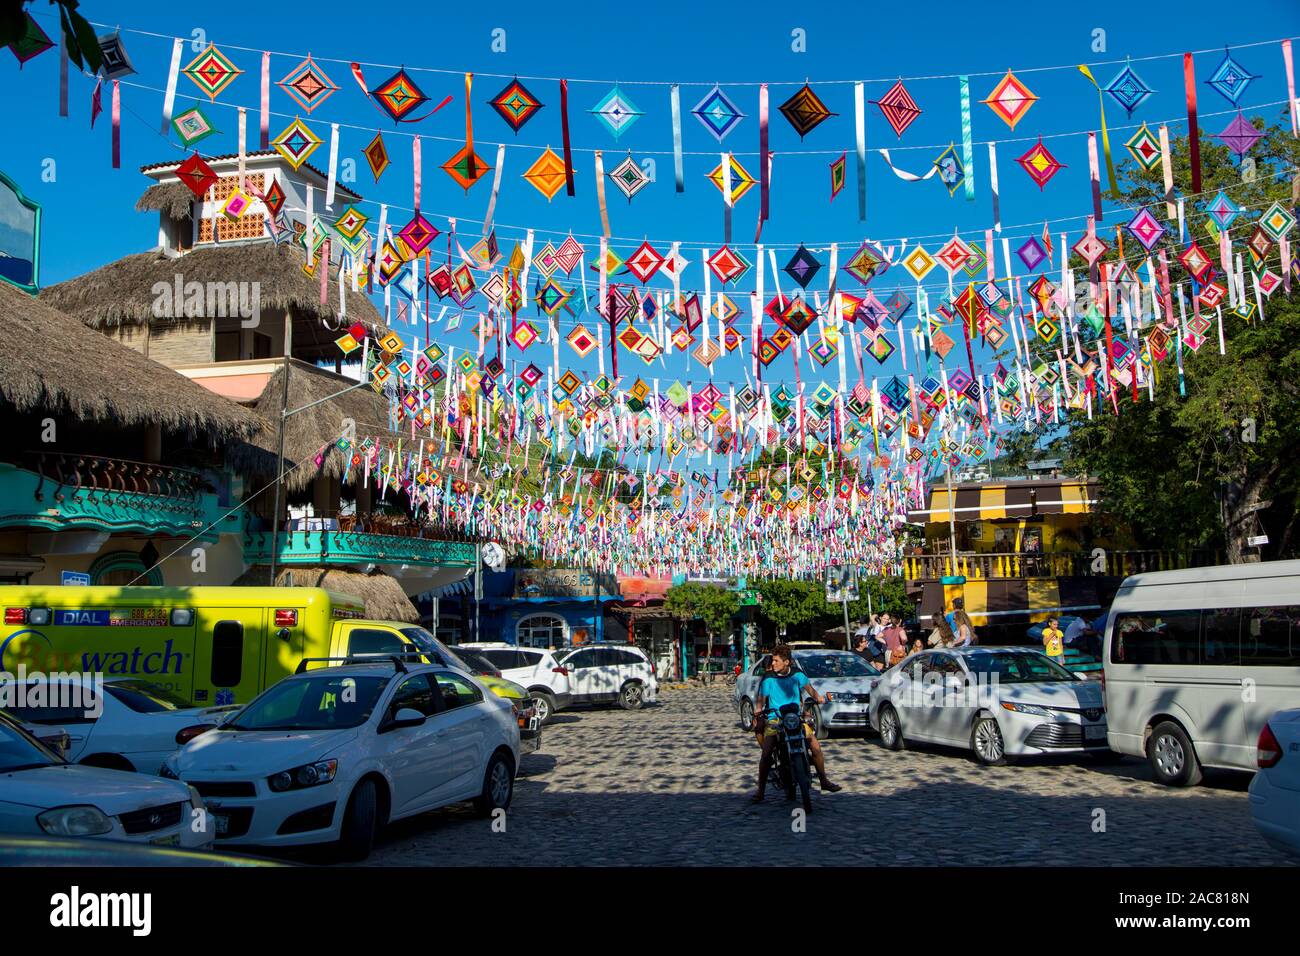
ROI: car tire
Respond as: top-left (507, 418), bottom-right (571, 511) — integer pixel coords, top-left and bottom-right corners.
top-left (878, 704), bottom-right (905, 751)
top-left (79, 753), bottom-right (135, 772)
top-left (738, 697), bottom-right (755, 732)
top-left (338, 779), bottom-right (378, 862)
top-left (530, 690), bottom-right (557, 726)
top-left (618, 681), bottom-right (645, 711)
top-left (473, 750), bottom-right (515, 817)
top-left (972, 717), bottom-right (1008, 766)
top-left (1147, 721), bottom-right (1203, 787)
top-left (810, 706), bottom-right (828, 741)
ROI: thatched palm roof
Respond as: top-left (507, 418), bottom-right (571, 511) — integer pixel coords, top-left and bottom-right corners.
top-left (233, 565), bottom-right (418, 622)
top-left (136, 182), bottom-right (196, 219)
top-left (0, 282), bottom-right (259, 441)
top-left (40, 242), bottom-right (388, 334)
top-left (228, 360), bottom-right (404, 493)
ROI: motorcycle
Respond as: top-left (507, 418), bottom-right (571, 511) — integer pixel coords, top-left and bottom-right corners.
top-left (767, 702), bottom-right (814, 813)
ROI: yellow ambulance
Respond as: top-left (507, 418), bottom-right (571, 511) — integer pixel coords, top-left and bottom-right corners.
top-left (0, 586), bottom-right (537, 735)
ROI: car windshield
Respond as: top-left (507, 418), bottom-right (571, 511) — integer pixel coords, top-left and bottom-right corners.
top-left (227, 675), bottom-right (389, 731)
top-left (106, 679), bottom-right (194, 713)
top-left (963, 651), bottom-right (1078, 683)
top-left (450, 648), bottom-right (501, 677)
top-left (0, 715), bottom-right (63, 772)
top-left (400, 626), bottom-right (473, 672)
top-left (796, 653), bottom-right (880, 678)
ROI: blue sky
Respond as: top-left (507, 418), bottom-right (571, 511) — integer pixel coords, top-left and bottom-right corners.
top-left (5, 0), bottom-right (1300, 438)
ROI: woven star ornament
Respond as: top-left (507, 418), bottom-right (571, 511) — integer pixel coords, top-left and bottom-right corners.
top-left (278, 55), bottom-right (338, 113)
top-left (779, 83), bottom-right (835, 138)
top-left (363, 133), bottom-right (390, 181)
top-left (1016, 138), bottom-right (1066, 190)
top-left (183, 43), bottom-right (242, 101)
top-left (1103, 62), bottom-right (1154, 117)
top-left (783, 245), bottom-right (822, 289)
top-left (1124, 123), bottom-right (1162, 172)
top-left (872, 80), bottom-right (922, 138)
top-left (706, 155), bottom-right (757, 203)
top-left (590, 85), bottom-right (643, 139)
top-left (523, 147), bottom-right (568, 201)
top-left (692, 85), bottom-right (745, 142)
top-left (8, 11), bottom-right (53, 65)
top-left (706, 246), bottom-right (751, 285)
top-left (96, 30), bottom-right (136, 80)
top-left (983, 70), bottom-right (1037, 130)
top-left (1216, 112), bottom-right (1263, 158)
top-left (175, 152), bottom-right (219, 198)
top-left (172, 104), bottom-right (220, 147)
top-left (607, 154), bottom-right (650, 201)
top-left (489, 77), bottom-right (544, 133)
top-left (443, 143), bottom-right (492, 192)
top-left (933, 144), bottom-right (965, 196)
top-left (830, 152), bottom-right (847, 202)
top-left (370, 68), bottom-right (438, 123)
top-left (1205, 49), bottom-right (1258, 106)
top-left (272, 118), bottom-right (323, 170)
top-left (1127, 208), bottom-right (1166, 252)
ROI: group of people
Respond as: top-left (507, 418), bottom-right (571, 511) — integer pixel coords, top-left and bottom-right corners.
top-left (849, 599), bottom-right (980, 669)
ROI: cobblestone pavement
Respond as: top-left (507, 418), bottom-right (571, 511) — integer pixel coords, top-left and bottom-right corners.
top-left (367, 683), bottom-right (1292, 866)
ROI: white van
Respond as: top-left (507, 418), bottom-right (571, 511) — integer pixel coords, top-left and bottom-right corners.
top-left (1103, 560), bottom-right (1300, 786)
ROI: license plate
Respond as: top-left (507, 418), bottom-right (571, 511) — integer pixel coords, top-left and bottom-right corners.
top-left (213, 814), bottom-right (229, 835)
top-left (1084, 725), bottom-right (1107, 740)
top-left (150, 833), bottom-right (180, 847)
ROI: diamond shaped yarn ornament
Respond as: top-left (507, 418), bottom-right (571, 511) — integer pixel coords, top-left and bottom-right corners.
top-left (183, 44), bottom-right (242, 101)
top-left (1178, 242), bottom-right (1214, 283)
top-left (278, 55), bottom-right (338, 114)
top-left (1216, 112), bottom-right (1263, 158)
top-left (692, 85), bottom-right (745, 142)
top-left (221, 188), bottom-right (253, 220)
top-left (983, 70), bottom-right (1037, 130)
top-left (1124, 123), bottom-right (1162, 172)
top-left (830, 153), bottom-right (847, 201)
top-left (1072, 232), bottom-right (1109, 266)
top-left (262, 179), bottom-right (286, 219)
top-left (902, 246), bottom-right (936, 281)
top-left (272, 118), bottom-right (322, 170)
top-left (522, 147), bottom-right (568, 201)
top-left (1258, 202), bottom-right (1296, 241)
top-left (706, 155), bottom-right (757, 203)
top-left (1206, 191), bottom-right (1243, 231)
top-left (1103, 62), bottom-right (1154, 117)
top-left (843, 242), bottom-right (886, 285)
top-left (933, 144), bottom-right (965, 196)
top-left (867, 332), bottom-right (896, 364)
top-left (175, 152), bottom-right (218, 198)
top-left (363, 132), bottom-right (390, 181)
top-left (779, 83), bottom-right (836, 139)
top-left (872, 80), bottom-right (922, 138)
top-left (1016, 138), bottom-right (1066, 189)
top-left (780, 297), bottom-right (817, 335)
top-left (332, 205), bottom-right (369, 241)
top-left (489, 78), bottom-right (543, 133)
top-left (97, 30), bottom-right (136, 80)
top-left (607, 154), bottom-right (650, 201)
top-left (1016, 236), bottom-right (1048, 271)
top-left (625, 241), bottom-right (665, 283)
top-left (8, 12), bottom-right (53, 65)
top-left (1205, 49), bottom-right (1258, 106)
top-left (590, 86), bottom-right (643, 140)
top-left (1127, 208), bottom-right (1166, 252)
top-left (936, 236), bottom-right (973, 274)
top-left (554, 236), bottom-right (585, 274)
top-left (172, 104), bottom-right (219, 147)
top-left (567, 325), bottom-right (598, 357)
top-left (707, 246), bottom-right (751, 284)
top-left (371, 68), bottom-right (433, 123)
top-left (783, 245), bottom-right (822, 289)
top-left (397, 213), bottom-right (440, 255)
top-left (536, 278), bottom-right (573, 317)
top-left (443, 143), bottom-right (492, 192)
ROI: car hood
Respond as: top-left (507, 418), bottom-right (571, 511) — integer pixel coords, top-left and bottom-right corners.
top-left (174, 728), bottom-right (360, 777)
top-left (809, 676), bottom-right (878, 694)
top-left (0, 764), bottom-right (192, 813)
top-left (998, 681), bottom-right (1104, 709)
top-left (478, 675), bottom-right (527, 701)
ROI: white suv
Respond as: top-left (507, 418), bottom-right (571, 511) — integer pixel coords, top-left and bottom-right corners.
top-left (557, 644), bottom-right (658, 711)
top-left (458, 643), bottom-right (572, 725)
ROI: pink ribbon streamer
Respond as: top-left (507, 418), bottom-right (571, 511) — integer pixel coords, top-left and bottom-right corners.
top-left (90, 77), bottom-right (102, 129)
top-left (260, 52), bottom-right (270, 148)
top-left (111, 80), bottom-right (121, 169)
top-left (1284, 40), bottom-right (1298, 137)
top-left (1087, 132), bottom-right (1103, 222)
top-left (413, 135), bottom-right (421, 213)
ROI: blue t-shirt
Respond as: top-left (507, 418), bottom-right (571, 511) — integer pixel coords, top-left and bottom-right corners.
top-left (761, 670), bottom-right (809, 715)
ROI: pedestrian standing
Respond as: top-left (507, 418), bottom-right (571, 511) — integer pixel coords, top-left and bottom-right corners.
top-left (881, 614), bottom-right (908, 667)
top-left (1042, 616), bottom-right (1065, 660)
top-left (951, 608), bottom-right (978, 647)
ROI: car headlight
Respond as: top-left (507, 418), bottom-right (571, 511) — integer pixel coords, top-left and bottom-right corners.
top-left (38, 805), bottom-right (114, 837)
top-left (267, 759), bottom-right (338, 792)
top-left (1001, 701), bottom-right (1054, 717)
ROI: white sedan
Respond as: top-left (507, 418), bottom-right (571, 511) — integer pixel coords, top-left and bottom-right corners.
top-left (4, 676), bottom-right (232, 774)
top-left (0, 711), bottom-right (211, 850)
top-left (735, 650), bottom-right (880, 738)
top-left (1249, 707), bottom-right (1300, 858)
top-left (869, 647), bottom-right (1109, 765)
top-left (163, 659), bottom-right (520, 861)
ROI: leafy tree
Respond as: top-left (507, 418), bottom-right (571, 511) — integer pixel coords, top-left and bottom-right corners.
top-left (664, 582), bottom-right (741, 666)
top-left (1, 2), bottom-right (103, 73)
top-left (756, 575), bottom-right (912, 642)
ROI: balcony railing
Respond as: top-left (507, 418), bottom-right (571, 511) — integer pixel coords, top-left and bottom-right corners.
top-left (26, 452), bottom-right (207, 505)
top-left (903, 549), bottom-right (1225, 581)
top-left (243, 526), bottom-right (478, 568)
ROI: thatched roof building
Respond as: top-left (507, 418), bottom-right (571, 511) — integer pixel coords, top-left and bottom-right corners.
top-left (0, 282), bottom-right (258, 442)
top-left (135, 181), bottom-right (199, 219)
top-left (234, 565), bottom-right (418, 622)
top-left (40, 242), bottom-right (388, 342)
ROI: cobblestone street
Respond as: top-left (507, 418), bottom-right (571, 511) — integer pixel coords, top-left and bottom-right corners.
top-left (368, 683), bottom-right (1292, 866)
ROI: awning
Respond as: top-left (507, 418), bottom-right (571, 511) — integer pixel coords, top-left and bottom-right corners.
top-left (917, 575), bottom-right (1113, 627)
top-left (905, 479), bottom-right (1100, 524)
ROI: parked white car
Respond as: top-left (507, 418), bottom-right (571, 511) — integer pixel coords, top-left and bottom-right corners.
top-left (734, 650), bottom-right (880, 738)
top-left (1249, 708), bottom-right (1300, 858)
top-left (869, 647), bottom-right (1109, 765)
top-left (163, 658), bottom-right (519, 860)
top-left (458, 642), bottom-right (572, 724)
top-left (557, 644), bottom-right (658, 710)
top-left (0, 711), bottom-right (211, 850)
top-left (4, 675), bottom-right (231, 774)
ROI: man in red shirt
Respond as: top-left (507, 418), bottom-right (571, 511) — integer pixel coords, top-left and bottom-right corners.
top-left (879, 613), bottom-right (908, 668)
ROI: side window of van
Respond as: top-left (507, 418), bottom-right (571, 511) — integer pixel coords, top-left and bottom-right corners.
top-left (1110, 611), bottom-right (1201, 665)
top-left (348, 629), bottom-right (405, 657)
top-left (1243, 606), bottom-right (1300, 666)
top-left (211, 622), bottom-right (244, 687)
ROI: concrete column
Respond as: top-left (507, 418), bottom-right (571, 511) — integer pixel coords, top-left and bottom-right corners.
top-left (143, 424), bottom-right (163, 463)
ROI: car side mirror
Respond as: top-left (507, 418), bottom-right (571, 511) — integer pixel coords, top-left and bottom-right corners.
top-left (383, 707), bottom-right (427, 732)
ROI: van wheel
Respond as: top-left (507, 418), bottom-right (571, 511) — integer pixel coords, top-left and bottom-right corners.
top-left (79, 753), bottom-right (135, 773)
top-left (337, 779), bottom-right (378, 862)
top-left (618, 681), bottom-right (645, 711)
top-left (878, 705), bottom-right (905, 751)
top-left (529, 690), bottom-right (556, 726)
top-left (473, 751), bottom-right (514, 817)
top-left (1148, 722), bottom-right (1202, 787)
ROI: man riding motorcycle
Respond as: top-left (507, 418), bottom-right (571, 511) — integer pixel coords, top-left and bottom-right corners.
top-left (750, 643), bottom-right (841, 803)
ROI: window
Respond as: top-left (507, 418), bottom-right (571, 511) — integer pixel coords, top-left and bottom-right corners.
top-left (564, 648), bottom-right (600, 670)
top-left (228, 676), bottom-right (388, 731)
top-left (1110, 611), bottom-right (1201, 665)
top-left (348, 628), bottom-right (406, 657)
top-left (517, 651), bottom-right (544, 667)
top-left (435, 672), bottom-right (483, 710)
top-left (389, 675), bottom-right (438, 718)
top-left (518, 614), bottom-right (567, 648)
top-left (1243, 606), bottom-right (1300, 666)
top-left (751, 656), bottom-right (770, 677)
top-left (1201, 608), bottom-right (1241, 666)
top-left (211, 621), bottom-right (244, 687)
top-left (611, 649), bottom-right (644, 666)
top-left (5, 686), bottom-right (98, 726)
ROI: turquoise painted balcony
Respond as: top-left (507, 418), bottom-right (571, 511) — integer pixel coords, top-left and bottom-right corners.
top-left (243, 524), bottom-right (477, 569)
top-left (0, 455), bottom-right (235, 541)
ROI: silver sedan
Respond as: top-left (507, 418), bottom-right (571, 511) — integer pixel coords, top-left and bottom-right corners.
top-left (734, 650), bottom-right (880, 739)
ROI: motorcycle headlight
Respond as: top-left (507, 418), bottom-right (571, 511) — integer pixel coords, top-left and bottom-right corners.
top-left (38, 805), bottom-right (114, 837)
top-left (1001, 701), bottom-right (1053, 717)
top-left (267, 759), bottom-right (337, 792)
top-left (782, 714), bottom-right (801, 731)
